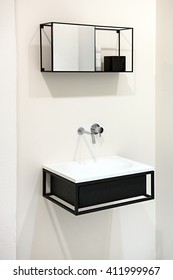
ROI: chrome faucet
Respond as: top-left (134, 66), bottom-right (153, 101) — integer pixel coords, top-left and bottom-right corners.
top-left (90, 123), bottom-right (104, 136)
top-left (77, 123), bottom-right (104, 144)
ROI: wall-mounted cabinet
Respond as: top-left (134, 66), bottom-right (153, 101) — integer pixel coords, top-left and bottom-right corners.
top-left (40, 22), bottom-right (134, 73)
top-left (42, 156), bottom-right (154, 215)
top-left (43, 169), bottom-right (154, 216)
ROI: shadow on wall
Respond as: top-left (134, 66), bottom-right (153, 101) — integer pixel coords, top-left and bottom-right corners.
top-left (45, 202), bottom-right (113, 259)
top-left (17, 169), bottom-right (124, 260)
top-left (41, 72), bottom-right (134, 98)
top-left (16, 165), bottom-right (123, 259)
top-left (31, 200), bottom-right (124, 260)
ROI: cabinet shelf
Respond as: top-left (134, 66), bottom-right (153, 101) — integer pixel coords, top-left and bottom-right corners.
top-left (40, 22), bottom-right (134, 73)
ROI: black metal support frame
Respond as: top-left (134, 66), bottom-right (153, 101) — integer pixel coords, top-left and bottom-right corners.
top-left (40, 22), bottom-right (134, 73)
top-left (43, 169), bottom-right (154, 215)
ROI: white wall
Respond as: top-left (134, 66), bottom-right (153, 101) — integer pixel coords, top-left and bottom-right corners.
top-left (0, 0), bottom-right (16, 259)
top-left (16, 0), bottom-right (156, 259)
top-left (156, 0), bottom-right (173, 259)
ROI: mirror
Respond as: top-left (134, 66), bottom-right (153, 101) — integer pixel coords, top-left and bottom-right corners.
top-left (53, 24), bottom-right (95, 71)
top-left (40, 22), bottom-right (133, 72)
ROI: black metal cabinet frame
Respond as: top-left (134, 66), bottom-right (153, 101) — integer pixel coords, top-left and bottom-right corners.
top-left (40, 22), bottom-right (134, 73)
top-left (43, 169), bottom-right (154, 215)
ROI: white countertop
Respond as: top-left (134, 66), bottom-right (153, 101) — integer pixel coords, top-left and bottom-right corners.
top-left (43, 155), bottom-right (154, 183)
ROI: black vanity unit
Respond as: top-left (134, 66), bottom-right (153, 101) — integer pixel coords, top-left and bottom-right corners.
top-left (43, 157), bottom-right (154, 215)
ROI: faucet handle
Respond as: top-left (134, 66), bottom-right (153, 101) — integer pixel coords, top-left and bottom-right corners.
top-left (98, 126), bottom-right (104, 137)
top-left (91, 123), bottom-right (104, 136)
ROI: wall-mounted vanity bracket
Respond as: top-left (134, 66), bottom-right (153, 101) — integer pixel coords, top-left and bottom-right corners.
top-left (40, 22), bottom-right (134, 73)
top-left (43, 169), bottom-right (154, 215)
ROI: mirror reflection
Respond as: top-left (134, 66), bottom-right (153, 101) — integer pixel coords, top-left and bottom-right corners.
top-left (53, 24), bottom-right (95, 71)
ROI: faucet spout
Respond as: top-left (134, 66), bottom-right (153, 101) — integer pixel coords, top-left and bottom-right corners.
top-left (77, 127), bottom-right (95, 144)
top-left (91, 133), bottom-right (96, 144)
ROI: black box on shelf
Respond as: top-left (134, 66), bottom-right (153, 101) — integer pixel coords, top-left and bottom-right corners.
top-left (104, 56), bottom-right (126, 72)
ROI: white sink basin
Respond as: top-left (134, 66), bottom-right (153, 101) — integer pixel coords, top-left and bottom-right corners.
top-left (43, 155), bottom-right (153, 183)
